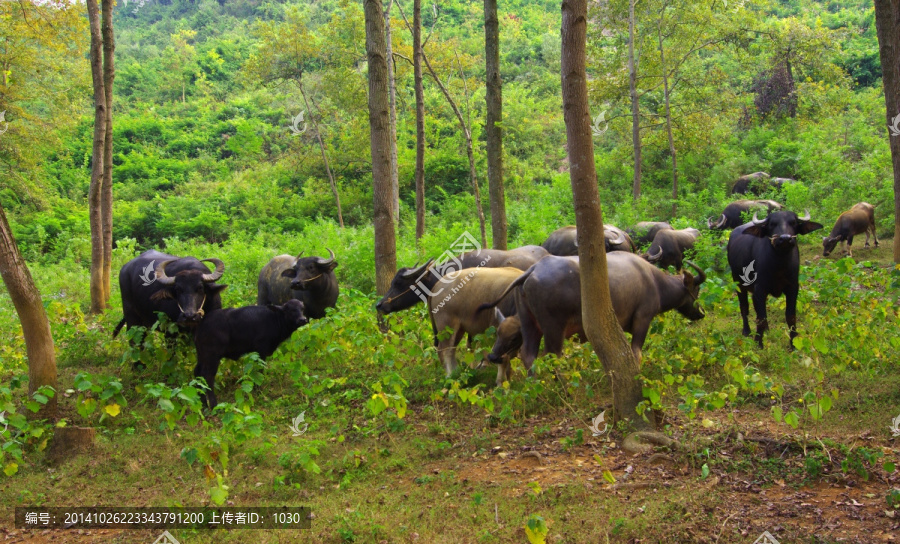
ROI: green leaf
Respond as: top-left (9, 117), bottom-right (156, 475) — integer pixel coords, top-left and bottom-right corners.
top-left (3, 462), bottom-right (18, 476)
top-left (209, 485), bottom-right (228, 506)
top-left (103, 403), bottom-right (121, 417)
top-left (181, 447), bottom-right (198, 466)
top-left (884, 462), bottom-right (896, 473)
top-left (158, 399), bottom-right (175, 413)
top-left (602, 470), bottom-right (616, 484)
top-left (701, 463), bottom-right (710, 479)
top-left (812, 336), bottom-right (830, 354)
top-left (784, 410), bottom-right (800, 429)
top-left (524, 514), bottom-right (548, 544)
top-left (771, 406), bottom-right (783, 423)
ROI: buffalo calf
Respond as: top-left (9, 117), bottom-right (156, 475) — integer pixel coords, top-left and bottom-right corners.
top-left (822, 202), bottom-right (878, 257)
top-left (194, 300), bottom-right (309, 408)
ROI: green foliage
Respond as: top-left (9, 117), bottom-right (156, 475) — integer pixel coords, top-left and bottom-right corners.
top-left (72, 372), bottom-right (127, 423)
top-left (0, 377), bottom-right (55, 477)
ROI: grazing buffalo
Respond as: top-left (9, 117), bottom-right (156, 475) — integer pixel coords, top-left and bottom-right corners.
top-left (541, 225), bottom-right (635, 256)
top-left (113, 250), bottom-right (227, 338)
top-left (643, 228), bottom-right (701, 271)
top-left (194, 300), bottom-right (309, 408)
top-left (726, 210), bottom-right (823, 349)
top-left (770, 177), bottom-right (797, 191)
top-left (428, 267), bottom-right (523, 383)
top-left (730, 172), bottom-right (770, 195)
top-left (708, 200), bottom-right (783, 230)
top-left (257, 249), bottom-right (338, 319)
top-left (374, 245), bottom-right (548, 314)
top-left (822, 202), bottom-right (878, 257)
top-left (628, 221), bottom-right (673, 246)
top-left (479, 253), bottom-right (706, 381)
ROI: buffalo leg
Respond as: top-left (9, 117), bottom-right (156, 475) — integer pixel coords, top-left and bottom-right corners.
top-left (629, 327), bottom-right (648, 365)
top-left (751, 290), bottom-right (769, 348)
top-left (518, 310), bottom-right (543, 376)
top-left (195, 353), bottom-right (221, 409)
top-left (438, 328), bottom-right (466, 376)
top-left (495, 358), bottom-right (511, 386)
top-left (846, 235), bottom-right (854, 257)
top-left (784, 285), bottom-right (799, 351)
top-left (736, 288), bottom-right (751, 337)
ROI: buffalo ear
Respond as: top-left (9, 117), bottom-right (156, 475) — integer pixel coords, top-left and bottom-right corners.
top-left (209, 284), bottom-right (228, 294)
top-left (797, 220), bottom-right (824, 235)
top-left (742, 223), bottom-right (768, 237)
top-left (322, 261), bottom-right (339, 271)
top-left (150, 289), bottom-right (174, 301)
top-left (281, 268), bottom-right (297, 278)
top-left (681, 270), bottom-right (695, 291)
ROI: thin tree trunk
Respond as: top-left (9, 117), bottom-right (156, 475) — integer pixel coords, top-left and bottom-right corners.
top-left (0, 205), bottom-right (57, 418)
top-left (628, 0), bottom-right (641, 202)
top-left (300, 81), bottom-right (344, 228)
top-left (422, 53), bottom-right (487, 248)
top-left (100, 0), bottom-right (115, 309)
top-left (562, 0), bottom-right (649, 429)
top-left (657, 20), bottom-right (677, 216)
top-left (86, 0), bottom-right (107, 315)
top-left (484, 0), bottom-right (507, 250)
top-left (413, 0), bottom-right (426, 241)
top-left (873, 0), bottom-right (900, 263)
top-left (365, 0), bottom-right (397, 295)
top-left (385, 1), bottom-right (400, 223)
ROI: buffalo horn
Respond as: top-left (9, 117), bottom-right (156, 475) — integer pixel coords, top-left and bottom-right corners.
top-left (800, 209), bottom-right (811, 221)
top-left (295, 251), bottom-right (304, 260)
top-left (316, 248), bottom-right (337, 267)
top-left (751, 212), bottom-right (765, 226)
top-left (607, 228), bottom-right (627, 246)
top-left (646, 246), bottom-right (663, 262)
top-left (200, 258), bottom-right (225, 283)
top-left (714, 214), bottom-right (727, 229)
top-left (154, 260), bottom-right (177, 286)
top-left (685, 260), bottom-right (706, 284)
top-left (401, 258), bottom-right (435, 278)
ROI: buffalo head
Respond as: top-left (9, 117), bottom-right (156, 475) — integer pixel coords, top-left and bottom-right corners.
top-left (281, 248), bottom-right (338, 290)
top-left (272, 299), bottom-right (310, 329)
top-left (375, 258), bottom-right (435, 314)
top-left (674, 261), bottom-right (707, 321)
top-left (486, 309), bottom-right (523, 364)
top-left (744, 210), bottom-right (823, 253)
top-left (151, 258), bottom-right (227, 323)
top-left (821, 235), bottom-right (840, 257)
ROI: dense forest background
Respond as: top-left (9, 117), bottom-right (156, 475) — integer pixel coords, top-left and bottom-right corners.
top-left (2, 0), bottom-right (895, 290)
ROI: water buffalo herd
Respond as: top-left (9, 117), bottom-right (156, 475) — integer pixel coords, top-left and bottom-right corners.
top-left (114, 193), bottom-right (881, 407)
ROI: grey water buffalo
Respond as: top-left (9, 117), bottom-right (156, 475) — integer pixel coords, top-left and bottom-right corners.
top-left (113, 250), bottom-right (227, 338)
top-left (374, 245), bottom-right (548, 314)
top-left (628, 221), bottom-right (673, 246)
top-left (541, 225), bottom-right (635, 255)
top-left (730, 172), bottom-right (770, 195)
top-left (194, 300), bottom-right (309, 408)
top-left (643, 228), bottom-right (701, 271)
top-left (257, 249), bottom-right (338, 319)
top-left (708, 200), bottom-right (783, 230)
top-left (479, 253), bottom-right (706, 381)
top-left (727, 210), bottom-right (823, 349)
top-left (822, 202), bottom-right (878, 257)
top-left (770, 177), bottom-right (797, 190)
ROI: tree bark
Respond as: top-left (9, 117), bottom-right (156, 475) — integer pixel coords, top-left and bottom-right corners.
top-left (365, 0), bottom-right (398, 296)
top-left (484, 0), bottom-right (507, 250)
top-left (413, 0), bottom-right (426, 241)
top-left (873, 0), bottom-right (900, 263)
top-left (0, 205), bottom-right (57, 418)
top-left (86, 0), bottom-right (107, 315)
top-left (384, 1), bottom-right (400, 223)
top-left (300, 81), bottom-right (345, 228)
top-left (561, 0), bottom-right (650, 428)
top-left (100, 0), bottom-right (115, 309)
top-left (628, 0), bottom-right (642, 202)
top-left (657, 19), bottom-right (678, 216)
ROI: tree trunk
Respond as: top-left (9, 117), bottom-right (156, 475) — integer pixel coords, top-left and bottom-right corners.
top-left (300, 81), bottom-right (345, 228)
top-left (484, 0), bottom-right (507, 250)
top-left (628, 0), bottom-right (642, 202)
top-left (365, 0), bottom-right (398, 296)
top-left (86, 0), bottom-right (108, 315)
top-left (413, 0), bottom-right (426, 241)
top-left (657, 20), bottom-right (678, 216)
top-left (0, 205), bottom-right (57, 418)
top-left (100, 0), bottom-right (115, 309)
top-left (422, 53), bottom-right (488, 248)
top-left (561, 0), bottom-right (650, 429)
top-left (384, 1), bottom-right (400, 223)
top-left (873, 0), bottom-right (900, 263)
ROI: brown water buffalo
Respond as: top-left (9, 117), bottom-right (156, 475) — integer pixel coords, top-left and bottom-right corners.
top-left (257, 249), bottom-right (338, 319)
top-left (541, 225), bottom-right (635, 255)
top-left (479, 253), bottom-right (706, 381)
top-left (374, 245), bottom-right (548, 314)
top-left (822, 202), bottom-right (878, 257)
top-left (730, 172), bottom-right (770, 195)
top-left (643, 228), bottom-right (701, 271)
top-left (628, 221), bottom-right (673, 246)
top-left (708, 200), bottom-right (783, 230)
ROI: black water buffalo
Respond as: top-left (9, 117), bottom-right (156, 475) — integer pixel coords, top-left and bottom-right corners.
top-left (643, 228), bottom-right (701, 271)
top-left (113, 250), bottom-right (227, 338)
top-left (479, 253), bottom-right (706, 380)
top-left (541, 225), bottom-right (635, 255)
top-left (726, 210), bottom-right (823, 349)
top-left (628, 221), bottom-right (673, 246)
top-left (374, 245), bottom-right (548, 314)
top-left (257, 249), bottom-right (338, 319)
top-left (730, 172), bottom-right (770, 195)
top-left (769, 177), bottom-right (797, 191)
top-left (822, 202), bottom-right (878, 257)
top-left (708, 200), bottom-right (783, 230)
top-left (194, 300), bottom-right (309, 408)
